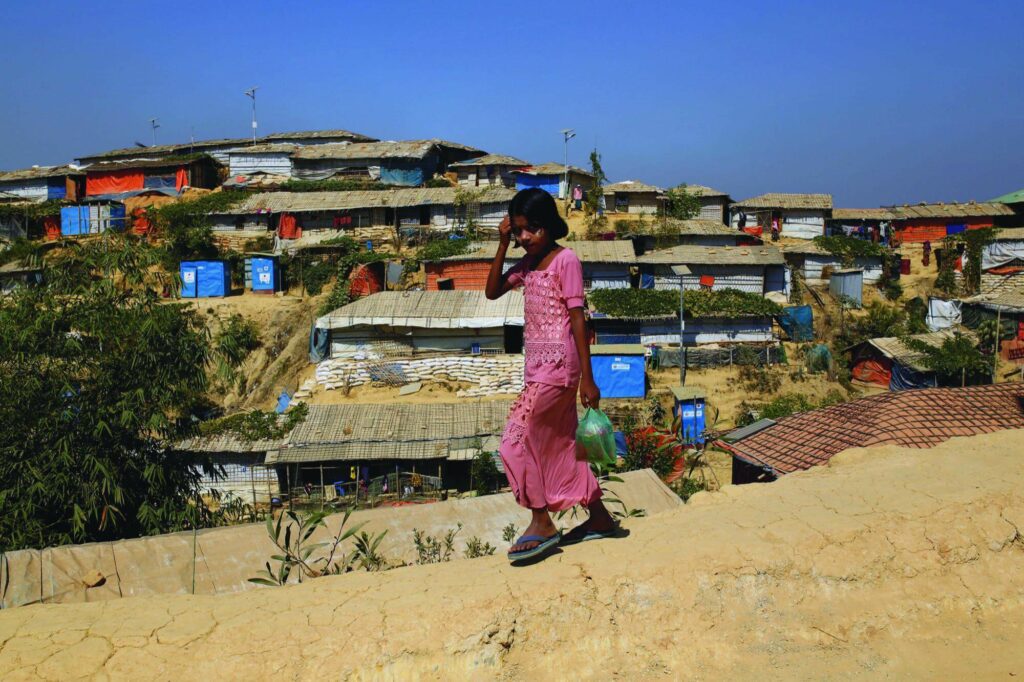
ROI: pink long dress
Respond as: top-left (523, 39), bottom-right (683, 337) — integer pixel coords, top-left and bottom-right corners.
top-left (498, 247), bottom-right (602, 512)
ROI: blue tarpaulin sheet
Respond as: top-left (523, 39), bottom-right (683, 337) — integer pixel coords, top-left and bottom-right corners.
top-left (275, 391), bottom-right (292, 414)
top-left (889, 362), bottom-right (937, 391)
top-left (380, 165), bottom-right (425, 187)
top-left (640, 273), bottom-right (655, 289)
top-left (946, 224), bottom-right (967, 235)
top-left (591, 354), bottom-right (646, 398)
top-left (516, 174), bottom-right (560, 196)
top-left (309, 324), bottom-right (329, 363)
top-left (614, 431), bottom-right (627, 457)
top-left (777, 305), bottom-right (814, 341)
top-left (144, 175), bottom-right (177, 189)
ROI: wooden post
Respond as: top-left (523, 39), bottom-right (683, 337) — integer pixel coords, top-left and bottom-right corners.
top-left (319, 464), bottom-right (325, 511)
top-left (993, 307), bottom-right (1002, 383)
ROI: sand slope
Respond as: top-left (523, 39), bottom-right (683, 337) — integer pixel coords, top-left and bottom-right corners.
top-left (2, 429), bottom-right (1024, 680)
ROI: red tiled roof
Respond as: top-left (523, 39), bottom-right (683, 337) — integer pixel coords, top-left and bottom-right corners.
top-left (717, 384), bottom-right (1024, 476)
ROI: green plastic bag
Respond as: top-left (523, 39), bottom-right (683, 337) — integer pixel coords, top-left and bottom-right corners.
top-left (576, 408), bottom-right (616, 466)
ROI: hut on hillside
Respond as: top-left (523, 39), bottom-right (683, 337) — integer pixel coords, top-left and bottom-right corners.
top-left (267, 401), bottom-right (513, 497)
top-left (84, 155), bottom-right (222, 196)
top-left (424, 240), bottom-right (638, 291)
top-left (313, 290), bottom-right (524, 358)
top-left (513, 163), bottom-right (595, 199)
top-left (828, 208), bottom-right (897, 243)
top-left (213, 187), bottom-right (517, 244)
top-left (684, 184), bottom-right (732, 223)
top-left (225, 143), bottom-right (295, 179)
top-left (604, 180), bottom-right (665, 215)
top-left (637, 244), bottom-right (789, 297)
top-left (449, 154), bottom-right (529, 188)
top-left (887, 201), bottom-right (1015, 245)
top-left (730, 193), bottom-right (833, 239)
top-left (848, 329), bottom-right (980, 391)
top-left (174, 432), bottom-right (284, 506)
top-left (0, 165), bottom-right (85, 203)
top-left (289, 139), bottom-right (485, 186)
top-left (961, 278), bottom-right (1024, 366)
top-left (630, 218), bottom-right (757, 252)
top-left (781, 241), bottom-right (885, 284)
top-left (259, 129), bottom-right (377, 146)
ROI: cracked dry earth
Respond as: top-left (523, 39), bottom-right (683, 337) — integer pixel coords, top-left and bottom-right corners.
top-left (3, 430), bottom-right (1024, 680)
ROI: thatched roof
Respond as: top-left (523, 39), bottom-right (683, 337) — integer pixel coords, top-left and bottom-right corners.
top-left (433, 240), bottom-right (636, 264)
top-left (637, 244), bottom-right (786, 266)
top-left (448, 154), bottom-right (529, 168)
top-left (292, 139), bottom-right (484, 161)
top-left (832, 208), bottom-right (899, 221)
top-left (513, 162), bottom-right (594, 178)
top-left (315, 290), bottom-right (524, 330)
top-left (225, 187), bottom-right (516, 214)
top-left (888, 202), bottom-right (1013, 220)
top-left (604, 180), bottom-right (664, 194)
top-left (0, 165), bottom-right (85, 182)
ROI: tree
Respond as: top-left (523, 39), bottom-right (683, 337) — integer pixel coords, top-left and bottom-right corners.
top-left (0, 235), bottom-right (216, 550)
top-left (583, 149), bottom-right (609, 238)
top-left (663, 184), bottom-right (701, 220)
top-left (902, 332), bottom-right (989, 386)
top-left (960, 227), bottom-right (996, 295)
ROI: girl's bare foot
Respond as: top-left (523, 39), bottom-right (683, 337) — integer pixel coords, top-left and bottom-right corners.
top-left (508, 508), bottom-right (559, 554)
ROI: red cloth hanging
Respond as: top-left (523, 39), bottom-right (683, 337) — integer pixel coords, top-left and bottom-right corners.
top-left (175, 166), bottom-right (189, 191)
top-left (278, 213), bottom-right (299, 239)
top-left (86, 170), bottom-right (144, 195)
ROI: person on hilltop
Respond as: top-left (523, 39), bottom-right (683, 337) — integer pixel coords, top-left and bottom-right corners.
top-left (485, 188), bottom-right (617, 562)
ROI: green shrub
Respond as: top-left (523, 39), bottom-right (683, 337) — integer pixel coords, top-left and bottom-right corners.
top-left (301, 260), bottom-right (335, 296)
top-left (471, 450), bottom-right (500, 496)
top-left (589, 289), bottom-right (678, 317)
top-left (318, 280), bottom-right (352, 316)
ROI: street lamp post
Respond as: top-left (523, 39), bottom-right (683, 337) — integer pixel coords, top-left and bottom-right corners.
top-left (671, 265), bottom-right (691, 385)
top-left (149, 118), bottom-right (160, 146)
top-left (245, 87), bottom-right (259, 145)
top-left (561, 128), bottom-right (575, 201)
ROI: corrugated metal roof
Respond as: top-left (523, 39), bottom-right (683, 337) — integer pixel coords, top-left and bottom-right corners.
top-left (732, 193), bottom-right (833, 210)
top-left (433, 240), bottom-right (636, 264)
top-left (226, 186), bottom-right (516, 214)
top-left (448, 154), bottom-right (529, 168)
top-left (832, 208), bottom-right (899, 221)
top-left (604, 180), bottom-right (664, 194)
top-left (637, 244), bottom-right (786, 266)
top-left (271, 401), bottom-right (513, 463)
top-left (315, 290), bottom-right (524, 329)
top-left (717, 384), bottom-right (1024, 475)
top-left (513, 162), bottom-right (594, 177)
top-left (888, 202), bottom-right (1013, 219)
top-left (0, 165), bottom-right (85, 182)
top-left (863, 329), bottom-right (977, 371)
top-left (292, 139), bottom-right (484, 161)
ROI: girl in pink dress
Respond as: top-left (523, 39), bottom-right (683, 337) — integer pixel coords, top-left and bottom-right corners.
top-left (485, 188), bottom-right (616, 562)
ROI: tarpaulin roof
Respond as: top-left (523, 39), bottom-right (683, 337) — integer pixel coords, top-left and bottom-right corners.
top-left (271, 401), bottom-right (514, 463)
top-left (448, 153), bottom-right (529, 168)
top-left (832, 208), bottom-right (899, 221)
top-left (260, 129), bottom-right (377, 143)
top-left (291, 139), bottom-right (484, 161)
top-left (512, 162), bottom-right (594, 177)
top-left (963, 277), bottom-right (1024, 313)
top-left (315, 290), bottom-right (524, 330)
top-left (717, 383), bottom-right (1024, 476)
top-left (0, 165), bottom-right (84, 182)
top-left (659, 218), bottom-right (741, 236)
top-left (732, 193), bottom-right (833, 210)
top-left (991, 188), bottom-right (1024, 204)
top-left (679, 184), bottom-right (729, 198)
top-left (225, 186), bottom-right (516, 215)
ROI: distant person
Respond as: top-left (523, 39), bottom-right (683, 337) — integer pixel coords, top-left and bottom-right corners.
top-left (486, 188), bottom-right (616, 563)
top-left (923, 240), bottom-right (932, 267)
top-left (770, 217), bottom-right (780, 241)
top-left (572, 184), bottom-right (583, 212)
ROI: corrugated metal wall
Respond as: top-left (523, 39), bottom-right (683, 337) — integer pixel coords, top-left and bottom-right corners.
top-left (652, 264), bottom-right (766, 293)
top-left (781, 211), bottom-right (826, 239)
top-left (228, 153), bottom-right (293, 177)
top-left (698, 199), bottom-right (726, 223)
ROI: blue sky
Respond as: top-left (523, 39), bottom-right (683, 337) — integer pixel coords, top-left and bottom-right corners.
top-left (1, 0), bottom-right (1022, 205)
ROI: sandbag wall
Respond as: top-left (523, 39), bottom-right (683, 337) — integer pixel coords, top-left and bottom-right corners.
top-left (315, 354), bottom-right (525, 397)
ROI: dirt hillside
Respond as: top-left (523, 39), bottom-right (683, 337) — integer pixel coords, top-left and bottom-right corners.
top-left (2, 429), bottom-right (1023, 679)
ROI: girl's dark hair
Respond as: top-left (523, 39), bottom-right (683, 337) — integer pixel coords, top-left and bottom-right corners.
top-left (508, 188), bottom-right (569, 240)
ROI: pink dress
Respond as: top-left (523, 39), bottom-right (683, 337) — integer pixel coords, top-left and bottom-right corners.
top-left (499, 247), bottom-right (602, 512)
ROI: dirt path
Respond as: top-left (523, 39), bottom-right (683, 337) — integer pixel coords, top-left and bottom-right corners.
top-left (3, 429), bottom-right (1023, 680)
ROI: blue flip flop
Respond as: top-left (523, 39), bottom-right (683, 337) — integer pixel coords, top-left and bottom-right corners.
top-left (507, 533), bottom-right (561, 562)
top-left (560, 526), bottom-right (618, 547)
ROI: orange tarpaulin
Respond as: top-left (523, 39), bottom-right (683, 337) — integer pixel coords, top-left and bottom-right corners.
top-left (277, 213), bottom-right (299, 239)
top-left (175, 167), bottom-right (188, 191)
top-left (86, 170), bottom-right (144, 196)
top-left (131, 207), bottom-right (151, 235)
top-left (43, 216), bottom-right (60, 241)
top-left (852, 358), bottom-right (892, 386)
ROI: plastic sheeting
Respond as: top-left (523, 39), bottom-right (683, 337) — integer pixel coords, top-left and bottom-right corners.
top-left (890, 362), bottom-right (937, 391)
top-left (777, 306), bottom-right (814, 341)
top-left (852, 357), bottom-right (892, 386)
top-left (982, 242), bottom-right (1024, 270)
top-left (86, 170), bottom-right (144, 196)
top-left (591, 354), bottom-right (646, 398)
top-left (309, 324), bottom-right (329, 363)
top-left (926, 297), bottom-right (962, 331)
top-left (379, 165), bottom-right (425, 187)
top-left (516, 174), bottom-right (560, 196)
